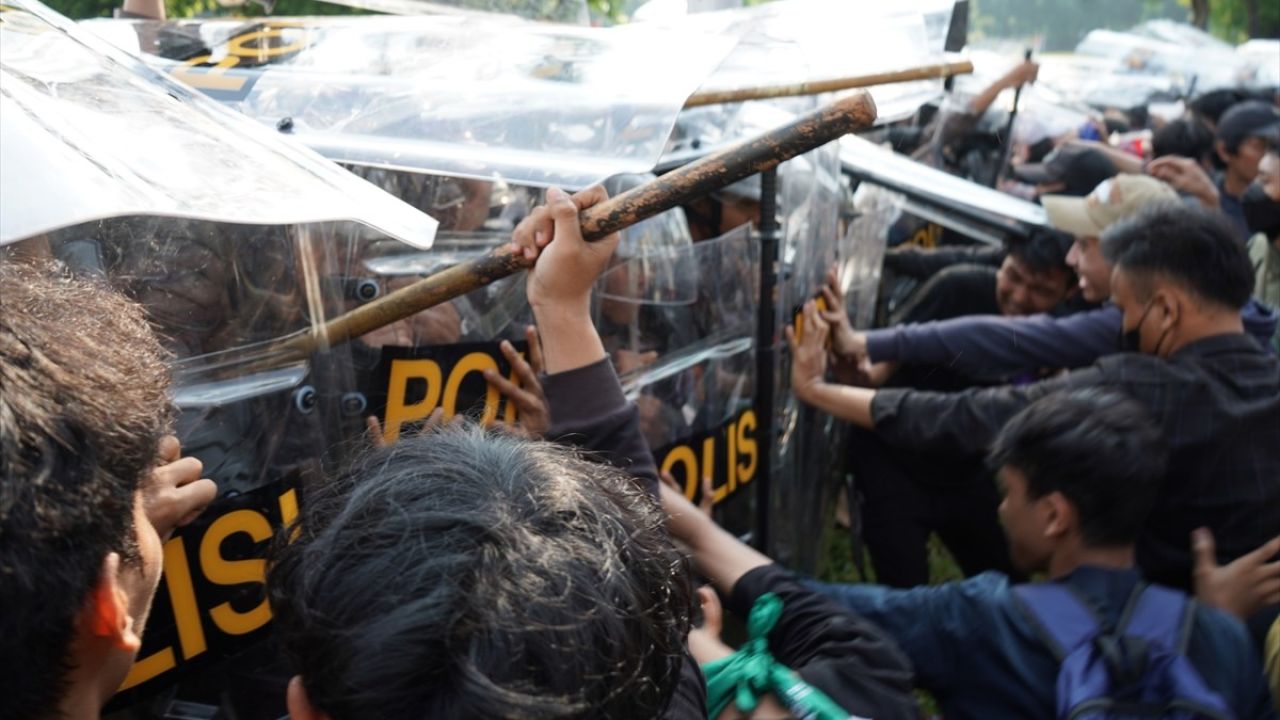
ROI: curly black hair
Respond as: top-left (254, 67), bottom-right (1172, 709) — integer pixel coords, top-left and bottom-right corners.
top-left (267, 424), bottom-right (694, 720)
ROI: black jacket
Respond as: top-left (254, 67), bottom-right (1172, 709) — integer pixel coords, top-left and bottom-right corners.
top-left (871, 333), bottom-right (1280, 592)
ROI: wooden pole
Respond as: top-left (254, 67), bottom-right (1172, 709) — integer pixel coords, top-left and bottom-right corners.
top-left (268, 90), bottom-right (878, 364)
top-left (682, 59), bottom-right (972, 109)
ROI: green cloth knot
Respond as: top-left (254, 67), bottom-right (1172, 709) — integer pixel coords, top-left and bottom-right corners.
top-left (702, 592), bottom-right (850, 720)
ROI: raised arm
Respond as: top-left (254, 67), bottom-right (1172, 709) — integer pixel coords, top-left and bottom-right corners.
top-left (861, 305), bottom-right (1121, 377)
top-left (509, 187), bottom-right (659, 497)
top-left (790, 299), bottom-right (1094, 456)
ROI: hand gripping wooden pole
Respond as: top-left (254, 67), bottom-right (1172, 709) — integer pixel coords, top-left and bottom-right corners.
top-left (271, 90), bottom-right (878, 364)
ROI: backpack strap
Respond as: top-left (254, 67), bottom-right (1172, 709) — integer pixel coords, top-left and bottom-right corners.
top-left (1115, 583), bottom-right (1196, 655)
top-left (1012, 583), bottom-right (1105, 662)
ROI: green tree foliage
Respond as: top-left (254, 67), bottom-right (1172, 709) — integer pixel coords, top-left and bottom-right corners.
top-left (43, 0), bottom-right (364, 19)
top-left (972, 0), bottom-right (1278, 50)
top-left (1204, 0), bottom-right (1280, 42)
top-left (46, 0), bottom-right (583, 19)
top-left (970, 0), bottom-right (1188, 51)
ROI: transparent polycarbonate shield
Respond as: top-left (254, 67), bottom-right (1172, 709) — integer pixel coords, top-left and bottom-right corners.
top-left (1238, 40), bottom-right (1280, 90)
top-left (83, 14), bottom-right (735, 190)
top-left (349, 166), bottom-right (541, 341)
top-left (316, 0), bottom-right (589, 23)
top-left (595, 173), bottom-right (699, 308)
top-left (1, 0), bottom-right (436, 249)
top-left (656, 92), bottom-right (852, 564)
top-left (655, 0), bottom-right (956, 127)
top-left (839, 183), bottom-right (904, 330)
top-left (6, 218), bottom-right (374, 501)
top-left (601, 223), bottom-right (757, 385)
top-left (633, 338), bottom-right (760, 536)
top-left (769, 134), bottom-right (845, 570)
top-left (611, 224), bottom-right (760, 532)
top-left (1074, 26), bottom-right (1254, 93)
top-left (839, 133), bottom-right (1047, 234)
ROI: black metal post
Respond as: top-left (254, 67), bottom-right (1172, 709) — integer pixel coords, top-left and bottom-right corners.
top-left (992, 47), bottom-right (1033, 188)
top-left (753, 167), bottom-right (781, 553)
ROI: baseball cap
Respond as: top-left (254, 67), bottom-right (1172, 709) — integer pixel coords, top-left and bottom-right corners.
top-left (1013, 144), bottom-right (1119, 197)
top-left (1216, 100), bottom-right (1280, 149)
top-left (1040, 174), bottom-right (1180, 237)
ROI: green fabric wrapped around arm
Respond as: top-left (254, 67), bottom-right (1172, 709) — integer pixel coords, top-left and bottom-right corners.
top-left (702, 592), bottom-right (852, 720)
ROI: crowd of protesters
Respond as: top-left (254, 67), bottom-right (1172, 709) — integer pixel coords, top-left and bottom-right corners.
top-left (3, 43), bottom-right (1280, 720)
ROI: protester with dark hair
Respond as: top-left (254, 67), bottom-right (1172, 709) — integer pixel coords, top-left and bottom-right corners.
top-left (1153, 117), bottom-right (1217, 171)
top-left (884, 227), bottom-right (1077, 326)
top-left (1190, 88), bottom-right (1252, 133)
top-left (268, 426), bottom-right (692, 720)
top-left (267, 185), bottom-right (704, 720)
top-left (1011, 143), bottom-right (1118, 199)
top-left (1215, 101), bottom-right (1280, 239)
top-left (1147, 117), bottom-right (1229, 212)
top-left (792, 203), bottom-right (1280, 600)
top-left (804, 390), bottom-right (1273, 719)
top-left (0, 263), bottom-right (214, 720)
top-left (830, 175), bottom-right (1277, 382)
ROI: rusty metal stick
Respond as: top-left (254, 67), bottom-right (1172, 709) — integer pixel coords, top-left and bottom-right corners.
top-left (270, 90), bottom-right (877, 364)
top-left (683, 59), bottom-right (972, 109)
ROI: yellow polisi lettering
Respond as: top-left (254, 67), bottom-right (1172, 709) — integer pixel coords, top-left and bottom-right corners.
top-left (279, 487), bottom-right (301, 543)
top-left (170, 54), bottom-right (247, 93)
top-left (225, 27), bottom-right (307, 62)
top-left (200, 510), bottom-right (274, 637)
top-left (383, 359), bottom-right (443, 443)
top-left (162, 535), bottom-right (208, 660)
top-left (661, 444), bottom-right (700, 499)
top-left (442, 351), bottom-right (500, 424)
top-left (736, 410), bottom-right (758, 483)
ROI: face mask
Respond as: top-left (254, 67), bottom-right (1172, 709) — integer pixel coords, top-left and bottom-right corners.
top-left (1120, 315), bottom-right (1145, 353)
top-left (1120, 300), bottom-right (1163, 354)
top-left (1242, 183), bottom-right (1280, 240)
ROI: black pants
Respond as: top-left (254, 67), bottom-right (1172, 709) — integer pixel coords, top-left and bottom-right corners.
top-left (848, 427), bottom-right (1018, 588)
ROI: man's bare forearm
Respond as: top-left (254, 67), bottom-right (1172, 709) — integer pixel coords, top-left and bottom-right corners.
top-left (122, 0), bottom-right (165, 19)
top-left (794, 381), bottom-right (876, 428)
top-left (661, 485), bottom-right (771, 595)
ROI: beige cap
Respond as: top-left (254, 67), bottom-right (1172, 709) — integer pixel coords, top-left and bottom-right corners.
top-left (1041, 174), bottom-right (1180, 237)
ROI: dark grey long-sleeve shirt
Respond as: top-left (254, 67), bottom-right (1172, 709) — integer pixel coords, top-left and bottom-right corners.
top-left (543, 358), bottom-right (658, 500)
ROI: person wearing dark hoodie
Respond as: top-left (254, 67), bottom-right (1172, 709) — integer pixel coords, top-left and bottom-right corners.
top-left (827, 175), bottom-right (1277, 384)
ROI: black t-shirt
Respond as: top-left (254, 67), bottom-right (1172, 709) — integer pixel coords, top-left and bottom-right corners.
top-left (664, 649), bottom-right (709, 719)
top-left (725, 564), bottom-right (918, 720)
top-left (890, 263), bottom-right (999, 328)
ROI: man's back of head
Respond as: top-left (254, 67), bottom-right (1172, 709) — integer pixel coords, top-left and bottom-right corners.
top-left (266, 425), bottom-right (693, 720)
top-left (0, 262), bottom-right (173, 719)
